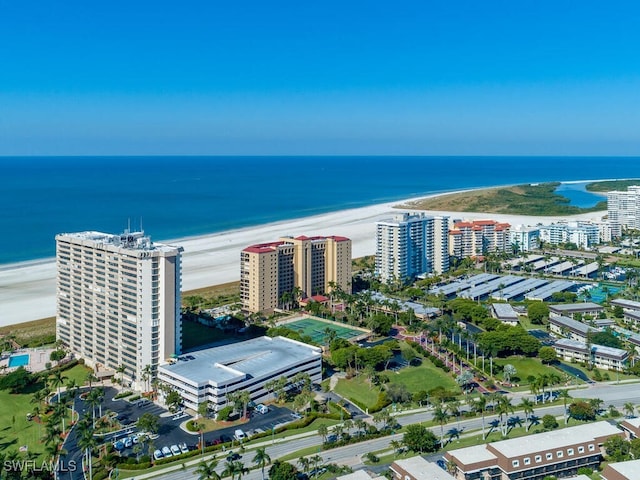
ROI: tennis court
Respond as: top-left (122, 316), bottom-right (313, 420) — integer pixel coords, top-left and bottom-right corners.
top-left (284, 316), bottom-right (368, 344)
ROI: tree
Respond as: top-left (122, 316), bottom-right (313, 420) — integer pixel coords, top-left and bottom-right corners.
top-left (527, 302), bottom-right (549, 324)
top-left (166, 390), bottom-right (183, 413)
top-left (542, 414), bottom-right (558, 430)
top-left (432, 404), bottom-right (449, 446)
top-left (196, 458), bottom-right (221, 480)
top-left (198, 401), bottom-right (209, 420)
top-left (604, 435), bottom-right (631, 462)
top-left (624, 402), bottom-right (636, 418)
top-left (390, 439), bottom-right (403, 457)
top-left (520, 398), bottom-right (535, 432)
top-left (402, 424), bottom-right (439, 453)
top-left (76, 419), bottom-right (97, 480)
top-left (137, 413), bottom-right (160, 434)
top-left (252, 447), bottom-right (271, 480)
top-left (318, 424), bottom-right (328, 443)
top-left (223, 460), bottom-right (248, 480)
top-left (386, 383), bottom-right (412, 404)
top-left (474, 394), bottom-right (488, 439)
top-left (456, 370), bottom-right (474, 392)
top-left (539, 346), bottom-right (558, 364)
top-left (569, 401), bottom-right (596, 421)
top-left (49, 370), bottom-right (68, 401)
top-left (0, 367), bottom-right (34, 393)
top-left (503, 364), bottom-right (517, 384)
top-left (269, 460), bottom-right (299, 480)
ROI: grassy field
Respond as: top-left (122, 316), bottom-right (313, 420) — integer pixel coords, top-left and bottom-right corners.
top-left (392, 359), bottom-right (458, 393)
top-left (334, 376), bottom-right (381, 407)
top-left (396, 183), bottom-right (607, 215)
top-left (586, 179), bottom-right (640, 192)
top-left (0, 317), bottom-right (56, 348)
top-left (334, 357), bottom-right (459, 408)
top-left (0, 364), bottom-right (89, 460)
top-left (491, 357), bottom-right (560, 385)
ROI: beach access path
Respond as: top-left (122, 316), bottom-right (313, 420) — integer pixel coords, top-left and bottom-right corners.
top-left (0, 192), bottom-right (606, 328)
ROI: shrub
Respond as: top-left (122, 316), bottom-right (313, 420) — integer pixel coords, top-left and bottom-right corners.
top-left (542, 414), bottom-right (559, 430)
top-left (217, 405), bottom-right (233, 421)
top-left (128, 395), bottom-right (141, 402)
top-left (114, 391), bottom-right (134, 400)
top-left (365, 452), bottom-right (379, 463)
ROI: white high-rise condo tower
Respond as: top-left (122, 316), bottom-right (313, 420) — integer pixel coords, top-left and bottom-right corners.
top-left (55, 230), bottom-right (183, 391)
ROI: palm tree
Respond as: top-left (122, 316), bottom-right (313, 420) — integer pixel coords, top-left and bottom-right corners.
top-left (76, 419), bottom-right (97, 480)
top-left (309, 455), bottom-right (323, 478)
top-left (252, 447), bottom-right (271, 480)
top-left (115, 364), bottom-right (127, 385)
top-left (624, 402), bottom-right (636, 418)
top-left (65, 378), bottom-right (79, 422)
top-left (142, 364), bottom-right (152, 392)
top-left (558, 390), bottom-right (571, 424)
top-left (432, 404), bottom-right (449, 446)
top-left (390, 439), bottom-right (402, 457)
top-left (317, 424), bottom-right (328, 443)
top-left (495, 396), bottom-right (514, 436)
top-left (85, 371), bottom-right (98, 391)
top-left (86, 388), bottom-right (104, 428)
top-left (520, 398), bottom-right (535, 432)
top-left (196, 458), bottom-right (221, 480)
top-left (447, 400), bottom-right (462, 429)
top-left (297, 457), bottom-right (310, 475)
top-left (49, 370), bottom-right (68, 401)
top-left (474, 394), bottom-right (487, 439)
top-left (222, 460), bottom-right (248, 480)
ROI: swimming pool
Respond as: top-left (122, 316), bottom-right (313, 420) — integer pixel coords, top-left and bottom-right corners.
top-left (8, 354), bottom-right (29, 368)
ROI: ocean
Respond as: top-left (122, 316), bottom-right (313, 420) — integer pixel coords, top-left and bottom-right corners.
top-left (1, 156), bottom-right (638, 266)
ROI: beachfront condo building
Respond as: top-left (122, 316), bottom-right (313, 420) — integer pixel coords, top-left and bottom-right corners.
top-left (55, 230), bottom-right (183, 391)
top-left (449, 219), bottom-right (511, 258)
top-left (607, 186), bottom-right (640, 237)
top-left (509, 225), bottom-right (540, 252)
top-left (240, 235), bottom-right (352, 313)
top-left (375, 213), bottom-right (449, 284)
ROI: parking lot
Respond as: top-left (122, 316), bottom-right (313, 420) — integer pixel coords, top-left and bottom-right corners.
top-left (76, 387), bottom-right (297, 461)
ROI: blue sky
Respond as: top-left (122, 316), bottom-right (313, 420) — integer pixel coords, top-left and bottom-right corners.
top-left (1, 1), bottom-right (640, 155)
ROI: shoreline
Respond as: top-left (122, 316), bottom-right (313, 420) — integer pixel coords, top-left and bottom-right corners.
top-left (0, 183), bottom-right (609, 328)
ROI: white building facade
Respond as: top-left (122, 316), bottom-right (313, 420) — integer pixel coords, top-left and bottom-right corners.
top-left (607, 186), bottom-right (640, 238)
top-left (375, 213), bottom-right (449, 284)
top-left (157, 336), bottom-right (322, 413)
top-left (56, 231), bottom-right (183, 390)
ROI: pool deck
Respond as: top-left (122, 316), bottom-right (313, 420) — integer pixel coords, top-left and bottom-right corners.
top-left (0, 347), bottom-right (55, 373)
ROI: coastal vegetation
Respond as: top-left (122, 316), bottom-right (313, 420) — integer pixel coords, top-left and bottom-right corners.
top-left (397, 182), bottom-right (607, 215)
top-left (586, 179), bottom-right (640, 192)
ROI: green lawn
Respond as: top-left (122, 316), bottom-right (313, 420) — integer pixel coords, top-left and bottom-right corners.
top-left (492, 357), bottom-right (560, 385)
top-left (334, 376), bottom-right (381, 408)
top-left (334, 358), bottom-right (459, 409)
top-left (390, 359), bottom-right (458, 393)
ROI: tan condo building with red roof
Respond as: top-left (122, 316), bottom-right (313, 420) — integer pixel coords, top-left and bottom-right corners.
top-left (240, 235), bottom-right (352, 313)
top-left (449, 219), bottom-right (511, 258)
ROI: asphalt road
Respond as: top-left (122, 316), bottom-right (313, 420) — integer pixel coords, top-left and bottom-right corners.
top-left (151, 380), bottom-right (640, 480)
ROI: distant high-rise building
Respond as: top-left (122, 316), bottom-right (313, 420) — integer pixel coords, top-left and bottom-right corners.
top-left (240, 235), bottom-right (352, 313)
top-left (449, 219), bottom-right (510, 258)
top-left (607, 186), bottom-right (640, 237)
top-left (56, 230), bottom-right (183, 390)
top-left (509, 225), bottom-right (540, 252)
top-left (538, 221), bottom-right (600, 249)
top-left (375, 213), bottom-right (449, 284)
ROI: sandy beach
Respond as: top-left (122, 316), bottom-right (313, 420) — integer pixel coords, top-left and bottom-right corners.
top-left (0, 191), bottom-right (607, 328)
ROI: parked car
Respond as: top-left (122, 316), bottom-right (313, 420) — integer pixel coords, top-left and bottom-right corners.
top-left (153, 450), bottom-right (163, 461)
top-left (179, 443), bottom-right (189, 454)
top-left (170, 445), bottom-right (181, 456)
top-left (113, 441), bottom-right (125, 451)
top-left (234, 429), bottom-right (246, 441)
top-left (123, 437), bottom-right (133, 448)
top-left (255, 404), bottom-right (269, 414)
top-left (162, 446), bottom-right (173, 458)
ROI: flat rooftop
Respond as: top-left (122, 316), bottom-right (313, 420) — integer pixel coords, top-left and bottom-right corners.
top-left (448, 444), bottom-right (498, 465)
top-left (393, 457), bottom-right (457, 480)
top-left (489, 421), bottom-right (620, 458)
top-left (549, 302), bottom-right (604, 313)
top-left (159, 336), bottom-right (322, 386)
top-left (604, 459), bottom-right (640, 480)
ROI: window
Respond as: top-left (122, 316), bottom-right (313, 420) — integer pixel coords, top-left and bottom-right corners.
top-left (535, 455), bottom-right (542, 463)
top-left (546, 453), bottom-right (553, 460)
top-left (567, 448), bottom-right (574, 456)
top-left (588, 444), bottom-right (595, 452)
top-left (578, 446), bottom-right (585, 453)
top-left (557, 451), bottom-right (564, 458)
top-left (512, 460), bottom-right (519, 468)
top-left (524, 458), bottom-right (531, 465)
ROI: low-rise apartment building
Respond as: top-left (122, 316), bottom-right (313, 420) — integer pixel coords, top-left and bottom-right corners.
top-left (445, 421), bottom-right (624, 480)
top-left (390, 456), bottom-right (456, 480)
top-left (554, 338), bottom-right (628, 371)
top-left (157, 336), bottom-right (322, 414)
top-left (549, 302), bottom-right (604, 319)
top-left (601, 459), bottom-right (640, 480)
top-left (548, 315), bottom-right (600, 342)
top-left (491, 303), bottom-right (519, 326)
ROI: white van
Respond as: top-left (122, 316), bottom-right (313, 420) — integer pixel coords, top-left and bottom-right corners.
top-left (255, 404), bottom-right (269, 414)
top-left (234, 429), bottom-right (246, 441)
